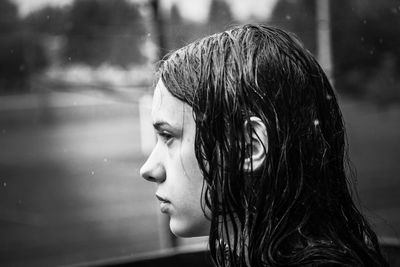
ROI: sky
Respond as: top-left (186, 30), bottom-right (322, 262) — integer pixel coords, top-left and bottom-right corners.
top-left (11, 0), bottom-right (74, 17)
top-left (11, 0), bottom-right (278, 22)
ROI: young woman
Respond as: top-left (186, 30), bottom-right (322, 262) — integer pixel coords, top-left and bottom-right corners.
top-left (140, 24), bottom-right (388, 266)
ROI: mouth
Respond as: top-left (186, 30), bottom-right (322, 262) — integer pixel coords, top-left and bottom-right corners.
top-left (156, 195), bottom-right (171, 213)
top-left (156, 194), bottom-right (170, 203)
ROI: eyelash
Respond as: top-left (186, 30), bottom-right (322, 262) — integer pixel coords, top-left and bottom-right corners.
top-left (157, 131), bottom-right (173, 144)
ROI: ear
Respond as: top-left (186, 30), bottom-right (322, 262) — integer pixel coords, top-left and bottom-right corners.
top-left (243, 116), bottom-right (268, 172)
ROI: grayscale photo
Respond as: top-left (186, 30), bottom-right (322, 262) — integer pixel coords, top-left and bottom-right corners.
top-left (1, 0), bottom-right (399, 266)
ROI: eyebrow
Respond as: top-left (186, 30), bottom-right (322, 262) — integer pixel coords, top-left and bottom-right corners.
top-left (153, 120), bottom-right (174, 131)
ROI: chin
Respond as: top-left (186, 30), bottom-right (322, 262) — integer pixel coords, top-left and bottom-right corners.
top-left (169, 218), bottom-right (209, 238)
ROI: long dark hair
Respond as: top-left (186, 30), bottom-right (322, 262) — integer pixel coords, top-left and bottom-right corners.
top-left (158, 24), bottom-right (388, 266)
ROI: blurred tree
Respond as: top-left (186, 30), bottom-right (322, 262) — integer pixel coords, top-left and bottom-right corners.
top-left (208, 0), bottom-right (234, 31)
top-left (0, 34), bottom-right (48, 93)
top-left (64, 0), bottom-right (146, 67)
top-left (165, 4), bottom-right (185, 50)
top-left (268, 0), bottom-right (316, 54)
top-left (0, 0), bottom-right (48, 94)
top-left (364, 54), bottom-right (400, 105)
top-left (0, 0), bottom-right (19, 34)
top-left (23, 6), bottom-right (70, 36)
top-left (331, 0), bottom-right (400, 103)
top-left (166, 0), bottom-right (234, 50)
top-left (170, 4), bottom-right (182, 24)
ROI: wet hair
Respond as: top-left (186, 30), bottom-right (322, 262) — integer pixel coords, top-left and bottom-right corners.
top-left (157, 24), bottom-right (388, 266)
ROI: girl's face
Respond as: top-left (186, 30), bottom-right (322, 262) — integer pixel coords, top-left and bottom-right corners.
top-left (140, 79), bottom-right (210, 237)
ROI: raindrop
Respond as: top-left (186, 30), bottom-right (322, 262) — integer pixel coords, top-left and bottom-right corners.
top-left (3, 182), bottom-right (6, 187)
top-left (91, 171), bottom-right (95, 175)
top-left (363, 19), bottom-right (367, 24)
top-left (313, 119), bottom-right (320, 126)
top-left (2, 129), bottom-right (6, 134)
top-left (18, 200), bottom-right (22, 205)
top-left (286, 15), bottom-right (291, 20)
top-left (379, 38), bottom-right (383, 44)
top-left (369, 50), bottom-right (374, 55)
top-left (68, 57), bottom-right (71, 61)
top-left (46, 15), bottom-right (50, 20)
top-left (10, 49), bottom-right (14, 54)
top-left (147, 33), bottom-right (151, 37)
top-left (326, 94), bottom-right (332, 100)
top-left (103, 158), bottom-right (108, 163)
top-left (19, 65), bottom-right (25, 71)
top-left (360, 37), bottom-right (364, 42)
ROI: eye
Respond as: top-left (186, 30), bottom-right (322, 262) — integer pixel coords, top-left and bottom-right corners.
top-left (157, 131), bottom-right (174, 144)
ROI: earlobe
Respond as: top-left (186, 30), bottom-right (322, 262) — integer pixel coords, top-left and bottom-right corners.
top-left (243, 117), bottom-right (268, 172)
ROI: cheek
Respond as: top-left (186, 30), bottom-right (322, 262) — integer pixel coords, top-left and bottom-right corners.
top-left (180, 137), bottom-right (203, 184)
top-left (183, 155), bottom-right (202, 180)
top-left (180, 145), bottom-right (204, 210)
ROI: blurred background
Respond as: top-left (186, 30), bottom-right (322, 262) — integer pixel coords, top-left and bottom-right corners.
top-left (0, 0), bottom-right (399, 266)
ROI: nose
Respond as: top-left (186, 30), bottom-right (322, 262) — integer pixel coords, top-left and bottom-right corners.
top-left (140, 149), bottom-right (166, 183)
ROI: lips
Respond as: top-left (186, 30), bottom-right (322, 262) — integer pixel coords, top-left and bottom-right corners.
top-left (156, 194), bottom-right (171, 213)
top-left (156, 194), bottom-right (170, 203)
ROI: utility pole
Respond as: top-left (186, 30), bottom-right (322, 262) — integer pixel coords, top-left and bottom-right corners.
top-left (139, 0), bottom-right (178, 251)
top-left (149, 0), bottom-right (167, 61)
top-left (150, 0), bottom-right (178, 250)
top-left (316, 0), bottom-right (333, 85)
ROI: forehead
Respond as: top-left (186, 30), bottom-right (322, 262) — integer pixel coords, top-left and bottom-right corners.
top-left (152, 79), bottom-right (192, 126)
